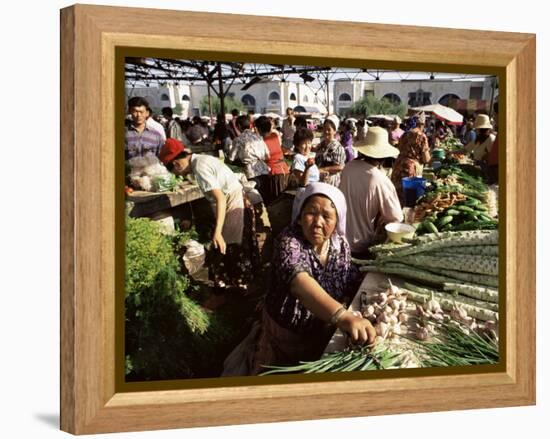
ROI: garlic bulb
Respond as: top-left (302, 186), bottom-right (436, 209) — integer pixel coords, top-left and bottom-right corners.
top-left (365, 305), bottom-right (375, 316)
top-left (426, 293), bottom-right (442, 314)
top-left (416, 327), bottom-right (429, 341)
top-left (376, 322), bottom-right (389, 338)
top-left (398, 312), bottom-right (409, 324)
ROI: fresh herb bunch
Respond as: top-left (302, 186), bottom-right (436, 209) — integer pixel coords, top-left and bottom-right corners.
top-left (125, 217), bottom-right (220, 380)
top-left (259, 343), bottom-right (403, 375)
top-left (413, 320), bottom-right (499, 367)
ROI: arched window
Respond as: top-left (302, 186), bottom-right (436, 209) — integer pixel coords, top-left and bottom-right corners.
top-left (303, 95), bottom-right (309, 103)
top-left (408, 89), bottom-right (432, 107)
top-left (289, 93), bottom-right (297, 101)
top-left (338, 93), bottom-right (353, 110)
top-left (382, 93), bottom-right (401, 104)
top-left (268, 91), bottom-right (280, 101)
top-left (181, 94), bottom-right (190, 101)
top-left (161, 93), bottom-right (170, 101)
top-left (438, 93), bottom-right (461, 106)
top-left (241, 94), bottom-right (256, 111)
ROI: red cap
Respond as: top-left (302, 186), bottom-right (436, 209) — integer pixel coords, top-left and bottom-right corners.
top-left (159, 138), bottom-right (185, 166)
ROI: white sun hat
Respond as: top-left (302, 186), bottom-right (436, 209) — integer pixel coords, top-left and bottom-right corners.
top-left (474, 114), bottom-right (493, 130)
top-left (354, 126), bottom-right (400, 159)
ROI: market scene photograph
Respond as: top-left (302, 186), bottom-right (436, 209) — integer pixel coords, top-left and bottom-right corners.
top-left (123, 57), bottom-right (500, 381)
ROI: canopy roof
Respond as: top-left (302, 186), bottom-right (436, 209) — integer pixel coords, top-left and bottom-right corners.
top-left (410, 104), bottom-right (464, 125)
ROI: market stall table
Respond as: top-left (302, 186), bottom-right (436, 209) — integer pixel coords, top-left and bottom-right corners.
top-left (324, 271), bottom-right (422, 367)
top-left (126, 181), bottom-right (204, 218)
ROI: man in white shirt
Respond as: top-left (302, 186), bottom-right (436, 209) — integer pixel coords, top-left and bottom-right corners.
top-left (145, 106), bottom-right (167, 143)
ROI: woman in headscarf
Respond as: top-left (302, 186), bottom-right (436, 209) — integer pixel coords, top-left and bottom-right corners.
top-left (391, 112), bottom-right (431, 204)
top-left (250, 183), bottom-right (376, 374)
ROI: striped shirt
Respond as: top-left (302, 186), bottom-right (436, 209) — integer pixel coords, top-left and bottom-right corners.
top-left (125, 125), bottom-right (164, 160)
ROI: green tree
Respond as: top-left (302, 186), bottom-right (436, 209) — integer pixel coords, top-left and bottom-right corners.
top-left (349, 95), bottom-right (407, 118)
top-left (200, 95), bottom-right (245, 115)
top-left (173, 103), bottom-right (184, 116)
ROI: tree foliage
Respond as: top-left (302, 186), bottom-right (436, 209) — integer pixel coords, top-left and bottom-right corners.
top-left (349, 95), bottom-right (407, 118)
top-left (200, 95), bottom-right (245, 115)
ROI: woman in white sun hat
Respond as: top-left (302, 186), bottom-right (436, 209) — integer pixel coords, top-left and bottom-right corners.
top-left (463, 113), bottom-right (496, 162)
top-left (339, 126), bottom-right (404, 258)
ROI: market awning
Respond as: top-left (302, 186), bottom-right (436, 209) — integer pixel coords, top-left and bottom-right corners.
top-left (410, 104), bottom-right (464, 125)
top-left (367, 114), bottom-right (399, 121)
top-left (293, 105), bottom-right (325, 114)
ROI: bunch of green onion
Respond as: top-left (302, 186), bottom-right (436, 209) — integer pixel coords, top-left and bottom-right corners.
top-left (412, 321), bottom-right (499, 367)
top-left (259, 343), bottom-right (403, 375)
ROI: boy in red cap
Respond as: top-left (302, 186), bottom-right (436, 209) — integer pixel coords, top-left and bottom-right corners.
top-left (159, 141), bottom-right (260, 305)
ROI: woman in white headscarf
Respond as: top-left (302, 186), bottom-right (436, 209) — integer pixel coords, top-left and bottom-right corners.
top-left (249, 182), bottom-right (376, 374)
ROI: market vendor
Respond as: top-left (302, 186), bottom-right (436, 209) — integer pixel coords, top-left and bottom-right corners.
top-left (463, 114), bottom-right (496, 163)
top-left (315, 118), bottom-right (346, 187)
top-left (391, 112), bottom-right (431, 204)
top-left (159, 140), bottom-right (259, 298)
top-left (125, 96), bottom-right (164, 160)
top-left (339, 127), bottom-right (403, 258)
top-left (250, 183), bottom-right (376, 374)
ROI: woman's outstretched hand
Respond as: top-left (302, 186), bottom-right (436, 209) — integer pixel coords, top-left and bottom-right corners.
top-left (337, 311), bottom-right (377, 345)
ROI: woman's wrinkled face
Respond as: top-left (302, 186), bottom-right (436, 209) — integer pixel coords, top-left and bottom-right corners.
top-left (299, 195), bottom-right (338, 247)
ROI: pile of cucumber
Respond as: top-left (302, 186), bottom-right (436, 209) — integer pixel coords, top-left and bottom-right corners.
top-left (416, 196), bottom-right (497, 234)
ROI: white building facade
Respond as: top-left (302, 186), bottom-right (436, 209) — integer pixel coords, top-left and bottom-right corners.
top-left (125, 76), bottom-right (495, 118)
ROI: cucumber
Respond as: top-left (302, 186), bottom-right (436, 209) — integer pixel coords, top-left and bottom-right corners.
top-left (444, 209), bottom-right (461, 216)
top-left (465, 198), bottom-right (481, 206)
top-left (437, 215), bottom-right (454, 227)
top-left (478, 214), bottom-right (494, 222)
top-left (456, 205), bottom-right (475, 213)
top-left (475, 206), bottom-right (489, 213)
top-left (423, 220), bottom-right (439, 234)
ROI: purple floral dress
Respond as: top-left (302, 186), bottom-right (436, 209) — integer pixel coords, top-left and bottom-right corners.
top-left (265, 224), bottom-right (362, 335)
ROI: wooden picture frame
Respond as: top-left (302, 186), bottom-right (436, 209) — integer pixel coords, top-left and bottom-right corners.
top-left (60, 4), bottom-right (536, 435)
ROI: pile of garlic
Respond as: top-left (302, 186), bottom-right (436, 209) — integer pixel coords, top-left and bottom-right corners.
top-left (362, 286), bottom-right (409, 343)
top-left (415, 296), bottom-right (498, 341)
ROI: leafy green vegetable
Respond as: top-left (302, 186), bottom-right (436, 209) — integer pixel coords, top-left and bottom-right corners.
top-left (125, 217), bottom-right (220, 380)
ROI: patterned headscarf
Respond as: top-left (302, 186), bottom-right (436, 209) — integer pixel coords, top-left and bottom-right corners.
top-left (292, 182), bottom-right (347, 237)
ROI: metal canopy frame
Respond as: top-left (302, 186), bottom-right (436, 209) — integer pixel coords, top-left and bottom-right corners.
top-left (125, 57), bottom-right (492, 116)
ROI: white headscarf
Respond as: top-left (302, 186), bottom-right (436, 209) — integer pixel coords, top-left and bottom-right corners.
top-left (291, 182), bottom-right (347, 238)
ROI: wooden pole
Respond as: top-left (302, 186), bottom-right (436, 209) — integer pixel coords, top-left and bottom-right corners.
top-left (217, 63), bottom-right (225, 117)
top-left (207, 81), bottom-right (213, 121)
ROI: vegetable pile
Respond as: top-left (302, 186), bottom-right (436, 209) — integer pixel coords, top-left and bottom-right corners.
top-left (259, 342), bottom-right (404, 375)
top-left (413, 165), bottom-right (498, 233)
top-left (125, 217), bottom-right (221, 381)
top-left (439, 136), bottom-right (463, 151)
top-left (361, 230), bottom-right (499, 289)
top-left (410, 320), bottom-right (499, 367)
